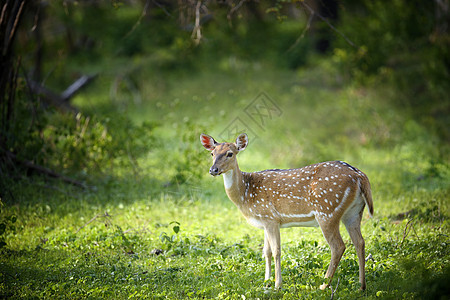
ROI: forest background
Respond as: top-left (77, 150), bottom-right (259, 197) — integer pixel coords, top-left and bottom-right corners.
top-left (0, 0), bottom-right (449, 298)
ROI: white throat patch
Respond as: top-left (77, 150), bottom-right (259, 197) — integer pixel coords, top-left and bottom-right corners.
top-left (223, 169), bottom-right (234, 189)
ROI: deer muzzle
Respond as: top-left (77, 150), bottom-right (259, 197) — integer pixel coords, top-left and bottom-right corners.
top-left (209, 166), bottom-right (220, 176)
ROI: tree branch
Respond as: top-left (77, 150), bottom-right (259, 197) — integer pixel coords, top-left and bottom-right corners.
top-left (124, 0), bottom-right (151, 40)
top-left (287, 8), bottom-right (314, 52)
top-left (227, 0), bottom-right (246, 25)
top-left (191, 0), bottom-right (202, 45)
top-left (300, 1), bottom-right (356, 48)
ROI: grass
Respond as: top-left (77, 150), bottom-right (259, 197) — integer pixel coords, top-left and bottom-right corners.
top-left (1, 58), bottom-right (449, 299)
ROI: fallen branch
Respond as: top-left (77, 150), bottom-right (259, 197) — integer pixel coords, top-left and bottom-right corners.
top-left (28, 73), bottom-right (97, 112)
top-left (4, 150), bottom-right (87, 189)
top-left (19, 176), bottom-right (82, 199)
top-left (61, 74), bottom-right (97, 101)
top-left (28, 80), bottom-right (78, 113)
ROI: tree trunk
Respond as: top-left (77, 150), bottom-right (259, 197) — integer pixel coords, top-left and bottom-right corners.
top-left (0, 0), bottom-right (27, 147)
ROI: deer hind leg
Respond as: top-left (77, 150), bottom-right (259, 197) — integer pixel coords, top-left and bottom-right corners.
top-left (343, 208), bottom-right (366, 290)
top-left (319, 223), bottom-right (345, 290)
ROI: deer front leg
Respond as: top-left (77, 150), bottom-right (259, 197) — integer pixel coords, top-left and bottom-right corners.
top-left (265, 225), bottom-right (282, 289)
top-left (263, 230), bottom-right (272, 282)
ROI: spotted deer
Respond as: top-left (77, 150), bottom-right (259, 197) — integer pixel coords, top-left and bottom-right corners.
top-left (200, 133), bottom-right (374, 290)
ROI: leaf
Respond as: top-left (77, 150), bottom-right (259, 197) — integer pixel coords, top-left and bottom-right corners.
top-left (169, 221), bottom-right (180, 234)
top-left (0, 223), bottom-right (6, 235)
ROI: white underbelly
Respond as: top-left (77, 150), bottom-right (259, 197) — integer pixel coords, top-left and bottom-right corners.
top-left (281, 219), bottom-right (319, 228)
top-left (246, 217), bottom-right (319, 229)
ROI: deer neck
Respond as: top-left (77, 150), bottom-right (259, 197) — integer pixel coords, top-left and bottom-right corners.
top-left (223, 162), bottom-right (245, 207)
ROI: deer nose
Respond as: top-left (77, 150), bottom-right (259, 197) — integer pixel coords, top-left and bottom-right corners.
top-left (209, 166), bottom-right (219, 176)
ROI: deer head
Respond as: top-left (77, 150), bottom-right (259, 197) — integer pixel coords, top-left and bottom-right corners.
top-left (200, 133), bottom-right (248, 176)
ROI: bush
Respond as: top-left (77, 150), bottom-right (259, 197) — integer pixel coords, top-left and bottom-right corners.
top-left (0, 80), bottom-right (158, 193)
top-left (333, 0), bottom-right (449, 142)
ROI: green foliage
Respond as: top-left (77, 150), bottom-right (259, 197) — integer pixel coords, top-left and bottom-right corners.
top-left (334, 0), bottom-right (447, 76)
top-left (2, 1), bottom-right (449, 298)
top-left (42, 112), bottom-right (113, 172)
top-left (1, 104), bottom-right (157, 185)
top-left (0, 200), bottom-right (17, 249)
top-left (333, 0), bottom-right (449, 141)
top-left (0, 71), bottom-right (158, 188)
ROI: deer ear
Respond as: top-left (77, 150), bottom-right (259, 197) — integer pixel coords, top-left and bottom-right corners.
top-left (235, 133), bottom-right (248, 151)
top-left (200, 134), bottom-right (217, 151)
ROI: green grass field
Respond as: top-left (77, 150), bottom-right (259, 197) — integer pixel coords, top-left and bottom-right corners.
top-left (1, 59), bottom-right (449, 299)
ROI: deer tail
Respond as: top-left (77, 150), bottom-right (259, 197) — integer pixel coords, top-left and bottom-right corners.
top-left (360, 176), bottom-right (374, 217)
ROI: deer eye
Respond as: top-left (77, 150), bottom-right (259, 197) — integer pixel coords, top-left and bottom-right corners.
top-left (227, 152), bottom-right (233, 158)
